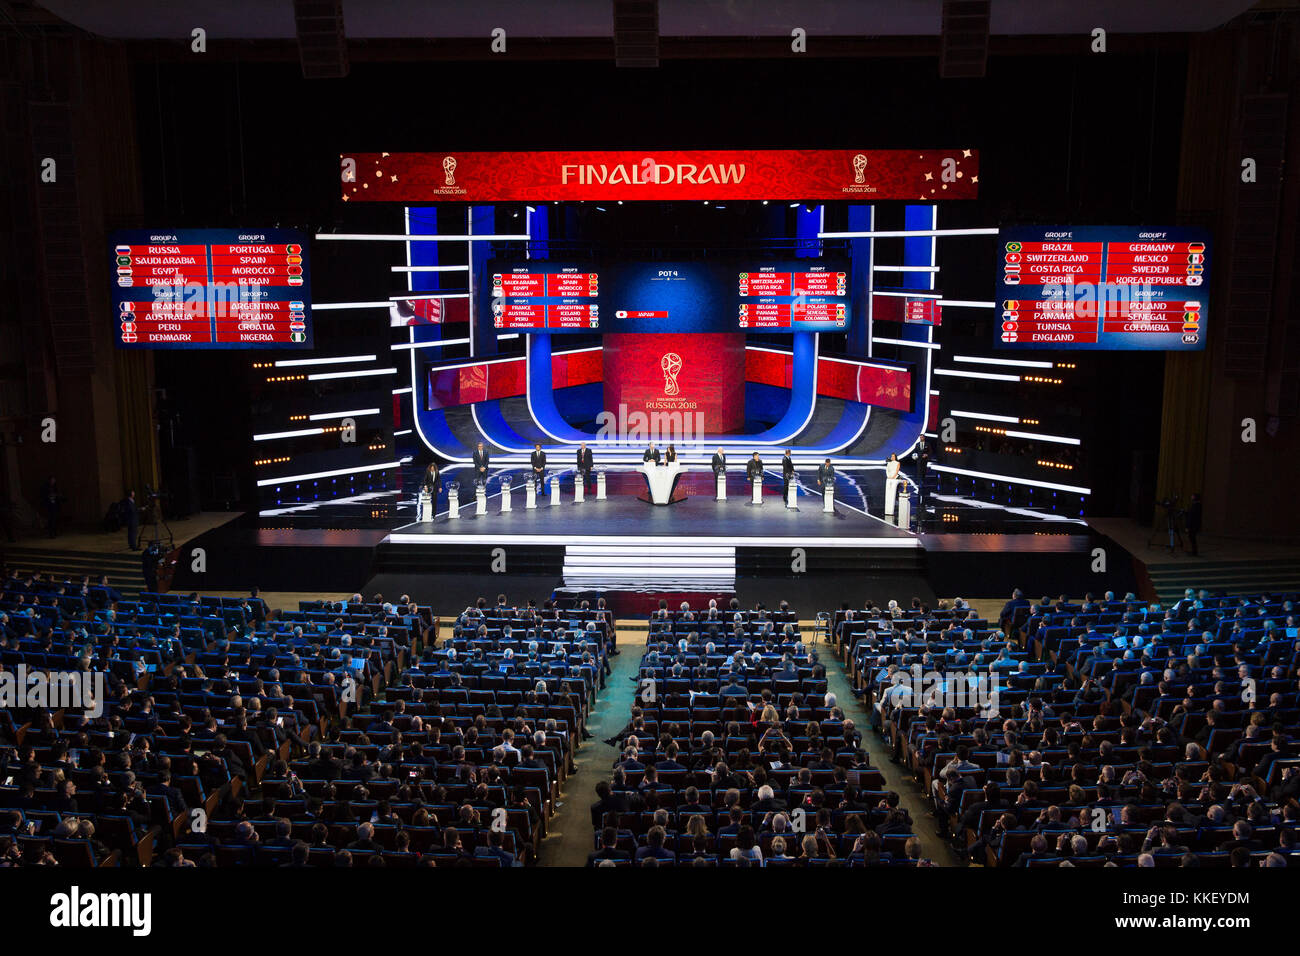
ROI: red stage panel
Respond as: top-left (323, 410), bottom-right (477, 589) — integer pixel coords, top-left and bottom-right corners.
top-left (427, 350), bottom-right (602, 409)
top-left (342, 149), bottom-right (979, 202)
top-left (745, 349), bottom-right (913, 412)
top-left (603, 333), bottom-right (745, 436)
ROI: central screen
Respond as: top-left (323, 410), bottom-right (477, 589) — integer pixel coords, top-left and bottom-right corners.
top-left (486, 258), bottom-right (851, 334)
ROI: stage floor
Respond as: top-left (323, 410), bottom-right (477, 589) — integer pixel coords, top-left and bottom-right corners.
top-left (385, 492), bottom-right (919, 548)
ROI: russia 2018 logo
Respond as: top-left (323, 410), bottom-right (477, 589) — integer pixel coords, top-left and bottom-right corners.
top-left (660, 352), bottom-right (682, 395)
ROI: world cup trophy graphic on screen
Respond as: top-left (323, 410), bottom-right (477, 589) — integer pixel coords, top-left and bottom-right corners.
top-left (661, 352), bottom-right (682, 396)
top-left (852, 153), bottom-right (868, 184)
top-left (442, 156), bottom-right (457, 186)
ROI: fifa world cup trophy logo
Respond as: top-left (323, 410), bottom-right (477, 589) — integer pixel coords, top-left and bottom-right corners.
top-left (442, 156), bottom-right (458, 186)
top-left (660, 352), bottom-right (682, 396)
top-left (852, 153), bottom-right (868, 184)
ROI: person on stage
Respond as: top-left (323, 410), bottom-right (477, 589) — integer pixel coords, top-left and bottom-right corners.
top-left (576, 442), bottom-right (594, 491)
top-left (746, 451), bottom-right (764, 486)
top-left (665, 443), bottom-right (678, 464)
top-left (421, 461), bottom-right (440, 517)
top-left (712, 446), bottom-right (727, 477)
top-left (886, 453), bottom-right (901, 482)
top-left (643, 442), bottom-right (661, 465)
top-left (123, 489), bottom-right (139, 550)
top-left (781, 449), bottom-right (796, 498)
top-left (473, 441), bottom-right (490, 486)
top-left (530, 442), bottom-right (547, 490)
top-left (817, 457), bottom-right (836, 491)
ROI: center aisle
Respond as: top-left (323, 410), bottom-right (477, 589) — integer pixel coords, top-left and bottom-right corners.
top-left (538, 625), bottom-right (642, 866)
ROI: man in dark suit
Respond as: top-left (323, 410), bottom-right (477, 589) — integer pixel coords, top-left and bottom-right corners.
top-left (817, 457), bottom-right (835, 491)
top-left (1185, 492), bottom-right (1203, 556)
top-left (530, 443), bottom-right (547, 490)
top-left (123, 490), bottom-right (139, 550)
top-left (587, 826), bottom-right (630, 865)
top-left (576, 442), bottom-right (594, 490)
top-left (473, 441), bottom-right (490, 485)
top-left (999, 589), bottom-right (1031, 633)
top-left (746, 452), bottom-right (763, 486)
top-left (642, 442), bottom-right (660, 464)
top-left (781, 449), bottom-right (796, 499)
top-left (711, 446), bottom-right (727, 478)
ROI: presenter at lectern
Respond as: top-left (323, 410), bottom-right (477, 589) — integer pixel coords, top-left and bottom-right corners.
top-left (643, 442), bottom-right (661, 465)
top-left (781, 448), bottom-right (796, 498)
top-left (530, 442), bottom-right (547, 490)
top-left (473, 441), bottom-right (490, 486)
top-left (817, 458), bottom-right (836, 489)
top-left (576, 442), bottom-right (594, 490)
top-left (665, 443), bottom-right (678, 464)
top-left (746, 452), bottom-right (764, 484)
top-left (711, 447), bottom-right (727, 477)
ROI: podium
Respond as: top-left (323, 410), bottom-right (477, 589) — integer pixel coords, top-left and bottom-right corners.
top-left (715, 472), bottom-right (726, 501)
top-left (823, 484), bottom-right (835, 513)
top-left (574, 474), bottom-right (585, 503)
top-left (884, 477), bottom-right (900, 516)
top-left (500, 477), bottom-right (512, 513)
top-left (475, 484), bottom-right (488, 516)
top-left (417, 490), bottom-right (432, 523)
top-left (750, 479), bottom-right (763, 505)
top-left (525, 480), bottom-right (537, 509)
top-left (596, 468), bottom-right (607, 500)
top-left (786, 480), bottom-right (799, 510)
top-left (639, 461), bottom-right (682, 505)
top-left (447, 482), bottom-right (461, 520)
top-left (897, 486), bottom-right (911, 528)
top-left (548, 474), bottom-right (561, 506)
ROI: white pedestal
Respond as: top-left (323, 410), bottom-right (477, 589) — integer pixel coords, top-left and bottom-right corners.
top-left (639, 462), bottom-right (682, 505)
top-left (751, 481), bottom-right (762, 505)
top-left (574, 477), bottom-right (585, 503)
top-left (418, 490), bottom-right (432, 523)
top-left (716, 473), bottom-right (726, 501)
top-left (525, 481), bottom-right (537, 509)
top-left (897, 490), bottom-right (911, 528)
top-left (786, 482), bottom-right (798, 509)
top-left (549, 475), bottom-right (560, 506)
top-left (884, 477), bottom-right (900, 516)
top-left (596, 470), bottom-right (607, 500)
top-left (823, 486), bottom-right (835, 513)
top-left (500, 480), bottom-right (512, 513)
top-left (448, 484), bottom-right (460, 519)
top-left (475, 487), bottom-right (487, 516)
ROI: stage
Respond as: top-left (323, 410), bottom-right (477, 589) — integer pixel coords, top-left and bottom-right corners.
top-left (385, 490), bottom-right (919, 548)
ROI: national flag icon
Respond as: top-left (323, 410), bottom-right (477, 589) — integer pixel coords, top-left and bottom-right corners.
top-left (1002, 321), bottom-right (1019, 332)
top-left (117, 277), bottom-right (133, 287)
top-left (117, 266), bottom-right (133, 277)
top-left (288, 276), bottom-right (303, 286)
top-left (290, 320), bottom-right (306, 332)
top-left (1004, 300), bottom-right (1020, 310)
top-left (739, 272), bottom-right (749, 280)
top-left (1004, 273), bottom-right (1020, 285)
top-left (286, 255), bottom-right (302, 265)
top-left (1187, 253), bottom-right (1203, 264)
top-left (290, 300), bottom-right (304, 310)
top-left (286, 244), bottom-right (302, 254)
top-left (121, 332), bottom-right (137, 343)
top-left (290, 331), bottom-right (306, 343)
top-left (120, 321), bottom-right (136, 334)
top-left (1188, 242), bottom-right (1205, 254)
top-left (289, 312), bottom-right (305, 322)
top-left (1186, 263), bottom-right (1203, 274)
top-left (1186, 275), bottom-right (1202, 286)
top-left (1004, 252), bottom-right (1021, 264)
top-left (1006, 241), bottom-right (1022, 253)
top-left (115, 244), bottom-right (131, 255)
top-left (117, 255), bottom-right (131, 266)
top-left (120, 301), bottom-right (135, 312)
top-left (1184, 301), bottom-right (1201, 310)
top-left (1001, 331), bottom-right (1017, 342)
top-left (287, 265), bottom-right (302, 276)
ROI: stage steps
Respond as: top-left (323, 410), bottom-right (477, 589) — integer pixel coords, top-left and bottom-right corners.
top-left (0, 545), bottom-right (147, 595)
top-left (1145, 558), bottom-right (1300, 605)
top-left (562, 542), bottom-right (736, 590)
